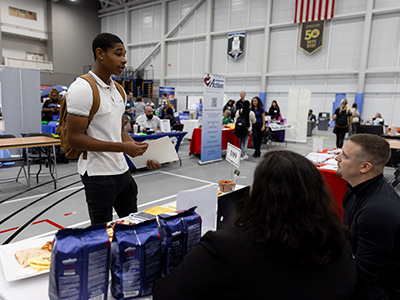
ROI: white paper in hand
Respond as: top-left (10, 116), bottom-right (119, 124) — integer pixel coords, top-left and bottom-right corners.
top-left (126, 136), bottom-right (178, 169)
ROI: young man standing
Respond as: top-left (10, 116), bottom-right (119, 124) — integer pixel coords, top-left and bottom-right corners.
top-left (335, 134), bottom-right (400, 300)
top-left (66, 33), bottom-right (148, 225)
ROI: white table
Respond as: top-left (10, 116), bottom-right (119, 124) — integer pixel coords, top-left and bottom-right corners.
top-left (181, 119), bottom-right (199, 140)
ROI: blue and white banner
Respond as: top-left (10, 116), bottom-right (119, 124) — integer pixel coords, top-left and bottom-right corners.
top-left (227, 31), bottom-right (246, 61)
top-left (200, 74), bottom-right (225, 164)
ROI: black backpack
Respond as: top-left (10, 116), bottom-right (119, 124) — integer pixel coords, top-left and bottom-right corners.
top-left (336, 110), bottom-right (348, 127)
top-left (234, 111), bottom-right (249, 138)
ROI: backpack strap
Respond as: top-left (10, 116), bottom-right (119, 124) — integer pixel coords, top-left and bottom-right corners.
top-left (80, 74), bottom-right (100, 123)
top-left (79, 74), bottom-right (101, 160)
top-left (113, 80), bottom-right (126, 103)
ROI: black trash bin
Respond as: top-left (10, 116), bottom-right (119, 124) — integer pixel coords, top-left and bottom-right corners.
top-left (318, 112), bottom-right (330, 131)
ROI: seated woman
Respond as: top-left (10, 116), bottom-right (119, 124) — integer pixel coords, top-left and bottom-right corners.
top-left (153, 151), bottom-right (356, 300)
top-left (164, 107), bottom-right (176, 127)
top-left (222, 109), bottom-right (232, 125)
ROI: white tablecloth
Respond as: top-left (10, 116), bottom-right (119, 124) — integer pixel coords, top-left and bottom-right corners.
top-left (181, 120), bottom-right (199, 140)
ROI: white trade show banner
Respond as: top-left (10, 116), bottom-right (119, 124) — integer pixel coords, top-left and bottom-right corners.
top-left (285, 88), bottom-right (311, 143)
top-left (200, 74), bottom-right (225, 164)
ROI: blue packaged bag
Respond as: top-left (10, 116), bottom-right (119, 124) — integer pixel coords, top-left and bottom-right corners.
top-left (181, 207), bottom-right (202, 255)
top-left (157, 207), bottom-right (202, 276)
top-left (157, 214), bottom-right (185, 276)
top-left (49, 224), bottom-right (110, 300)
top-left (81, 225), bottom-right (111, 300)
top-left (111, 220), bottom-right (161, 299)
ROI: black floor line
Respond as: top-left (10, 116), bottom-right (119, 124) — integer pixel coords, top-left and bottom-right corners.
top-left (2, 187), bottom-right (84, 245)
top-left (0, 180), bottom-right (82, 226)
top-left (0, 172), bottom-right (78, 204)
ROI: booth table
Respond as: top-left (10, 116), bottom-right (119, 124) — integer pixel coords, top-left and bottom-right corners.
top-left (189, 128), bottom-right (251, 155)
top-left (0, 136), bottom-right (60, 189)
top-left (181, 120), bottom-right (199, 140)
top-left (356, 124), bottom-right (384, 135)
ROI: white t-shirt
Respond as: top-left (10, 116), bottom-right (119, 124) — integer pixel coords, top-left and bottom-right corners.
top-left (136, 114), bottom-right (161, 130)
top-left (66, 71), bottom-right (128, 176)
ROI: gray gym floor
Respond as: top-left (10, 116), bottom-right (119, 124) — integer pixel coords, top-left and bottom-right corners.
top-left (0, 128), bottom-right (398, 245)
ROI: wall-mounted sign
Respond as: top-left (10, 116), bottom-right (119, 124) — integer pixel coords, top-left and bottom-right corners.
top-left (227, 31), bottom-right (246, 61)
top-left (299, 21), bottom-right (325, 54)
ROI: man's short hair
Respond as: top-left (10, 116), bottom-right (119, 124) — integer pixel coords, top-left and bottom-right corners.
top-left (162, 92), bottom-right (167, 97)
top-left (92, 33), bottom-right (123, 60)
top-left (349, 134), bottom-right (391, 171)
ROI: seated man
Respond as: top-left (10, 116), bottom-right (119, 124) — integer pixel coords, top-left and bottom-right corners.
top-left (335, 134), bottom-right (400, 300)
top-left (136, 106), bottom-right (161, 132)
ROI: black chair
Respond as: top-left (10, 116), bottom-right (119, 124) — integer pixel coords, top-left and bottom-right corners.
top-left (21, 132), bottom-right (58, 185)
top-left (172, 123), bottom-right (184, 131)
top-left (0, 134), bottom-right (29, 185)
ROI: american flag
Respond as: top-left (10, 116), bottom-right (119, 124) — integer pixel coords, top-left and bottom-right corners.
top-left (294, 0), bottom-right (335, 23)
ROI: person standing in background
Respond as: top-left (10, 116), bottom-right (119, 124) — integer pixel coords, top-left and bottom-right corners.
top-left (42, 88), bottom-right (60, 122)
top-left (251, 96), bottom-right (265, 158)
top-left (333, 98), bottom-right (352, 148)
top-left (135, 96), bottom-right (146, 118)
top-left (235, 100), bottom-right (256, 160)
top-left (235, 91), bottom-right (246, 111)
top-left (308, 109), bottom-right (316, 121)
top-left (350, 103), bottom-right (360, 136)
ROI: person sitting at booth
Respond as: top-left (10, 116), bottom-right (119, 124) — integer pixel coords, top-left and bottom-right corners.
top-left (222, 109), bottom-right (232, 125)
top-left (153, 151), bottom-right (356, 299)
top-left (164, 107), bottom-right (176, 127)
top-left (223, 99), bottom-right (236, 116)
top-left (268, 100), bottom-right (280, 122)
top-left (146, 98), bottom-right (155, 108)
top-left (42, 88), bottom-right (60, 122)
top-left (372, 113), bottom-right (384, 126)
top-left (136, 106), bottom-right (161, 132)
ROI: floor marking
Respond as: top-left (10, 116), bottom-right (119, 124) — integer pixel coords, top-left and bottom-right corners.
top-left (31, 219), bottom-right (65, 230)
top-left (10, 178), bottom-right (216, 240)
top-left (159, 171), bottom-right (217, 185)
top-left (64, 212), bottom-right (76, 216)
top-left (0, 226), bottom-right (19, 234)
top-left (2, 186), bottom-right (84, 205)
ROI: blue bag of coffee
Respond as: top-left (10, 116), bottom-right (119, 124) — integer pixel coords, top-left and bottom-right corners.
top-left (135, 220), bottom-right (162, 295)
top-left (157, 214), bottom-right (185, 276)
top-left (157, 207), bottom-right (202, 276)
top-left (111, 220), bottom-right (161, 299)
top-left (181, 207), bottom-right (202, 255)
top-left (49, 224), bottom-right (110, 300)
top-left (81, 225), bottom-right (111, 300)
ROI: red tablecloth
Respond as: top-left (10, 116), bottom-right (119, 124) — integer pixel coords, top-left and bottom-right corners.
top-left (189, 128), bottom-right (252, 155)
top-left (318, 168), bottom-right (348, 218)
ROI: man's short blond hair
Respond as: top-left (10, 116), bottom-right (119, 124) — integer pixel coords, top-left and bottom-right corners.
top-left (349, 134), bottom-right (391, 172)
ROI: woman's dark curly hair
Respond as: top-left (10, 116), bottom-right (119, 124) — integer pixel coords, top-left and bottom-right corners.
top-left (235, 150), bottom-right (348, 265)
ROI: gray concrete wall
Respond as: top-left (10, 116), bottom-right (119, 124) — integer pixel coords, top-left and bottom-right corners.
top-left (42, 0), bottom-right (100, 86)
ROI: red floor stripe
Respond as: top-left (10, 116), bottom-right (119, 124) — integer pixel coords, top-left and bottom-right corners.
top-left (64, 212), bottom-right (76, 216)
top-left (0, 226), bottom-right (19, 234)
top-left (32, 219), bottom-right (65, 230)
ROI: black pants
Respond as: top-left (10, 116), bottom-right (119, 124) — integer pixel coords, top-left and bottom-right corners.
top-left (81, 170), bottom-right (138, 225)
top-left (335, 126), bottom-right (348, 148)
top-left (252, 122), bottom-right (263, 155)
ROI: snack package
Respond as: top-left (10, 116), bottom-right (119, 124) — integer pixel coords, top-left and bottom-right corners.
top-left (49, 224), bottom-right (110, 300)
top-left (111, 220), bottom-right (161, 299)
top-left (157, 207), bottom-right (202, 276)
